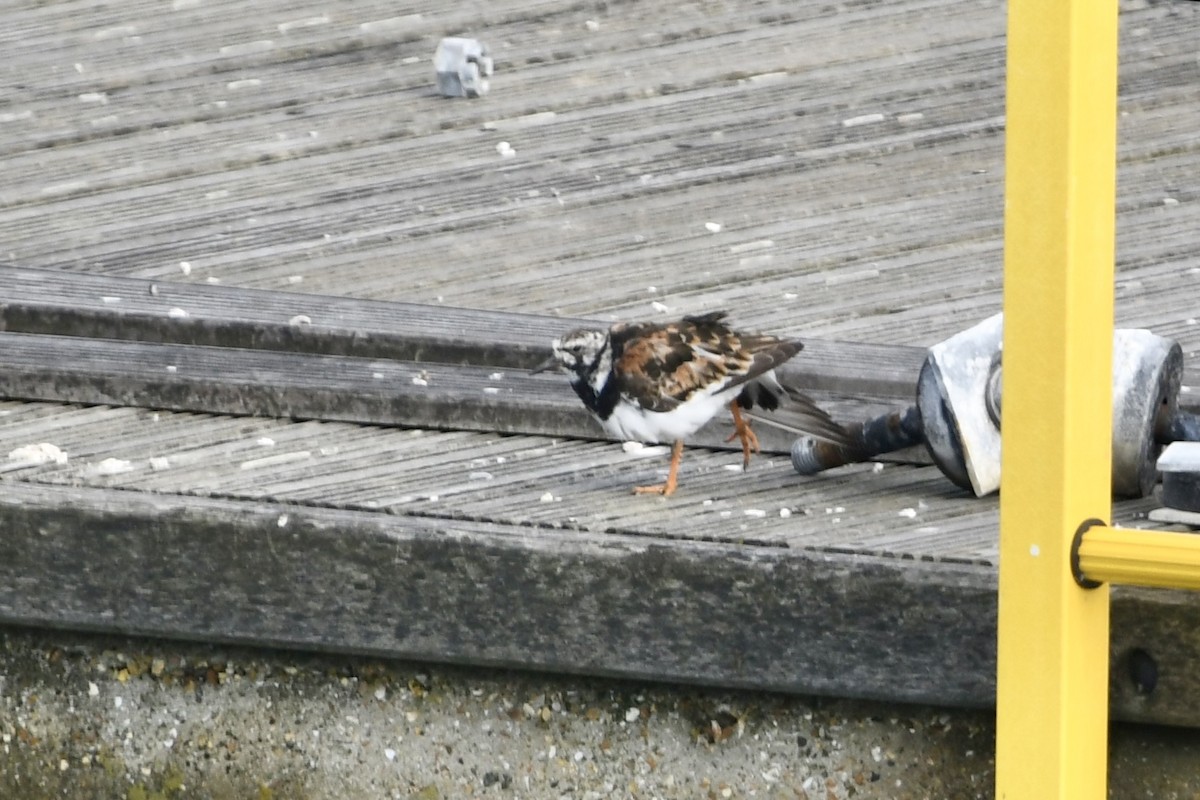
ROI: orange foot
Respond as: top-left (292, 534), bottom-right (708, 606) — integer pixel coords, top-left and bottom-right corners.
top-left (725, 401), bottom-right (760, 469)
top-left (633, 440), bottom-right (683, 496)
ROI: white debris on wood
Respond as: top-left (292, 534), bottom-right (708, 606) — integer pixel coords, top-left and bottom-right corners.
top-left (226, 79), bottom-right (263, 91)
top-left (277, 514), bottom-right (289, 528)
top-left (287, 275), bottom-right (304, 285)
top-left (704, 221), bottom-right (722, 233)
top-left (277, 16), bottom-right (330, 33)
top-left (496, 141), bottom-right (516, 158)
top-left (584, 19), bottom-right (600, 31)
top-left (723, 464), bottom-right (744, 473)
top-left (148, 457), bottom-right (170, 471)
top-left (872, 462), bottom-right (885, 473)
top-left (650, 300), bottom-right (670, 314)
top-left (488, 372), bottom-right (505, 380)
top-left (899, 507), bottom-right (918, 518)
top-left (469, 471), bottom-right (494, 481)
top-left (412, 376), bottom-right (428, 386)
top-left (896, 112), bottom-right (925, 124)
top-left (78, 92), bottom-right (108, 104)
top-left (539, 492), bottom-right (555, 503)
top-left (8, 443), bottom-right (68, 465)
top-left (41, 180), bottom-right (90, 196)
top-left (743, 509), bottom-right (767, 518)
top-left (622, 442), bottom-right (669, 458)
top-left (482, 387), bottom-right (500, 395)
top-left (101, 296), bottom-right (121, 304)
top-left (288, 314), bottom-right (312, 327)
top-left (166, 365), bottom-right (178, 373)
top-left (256, 437), bottom-right (275, 447)
top-left (779, 508), bottom-right (792, 518)
top-left (179, 261), bottom-right (191, 275)
top-left (167, 307), bottom-right (188, 318)
top-left (842, 113), bottom-right (886, 128)
top-left (374, 373), bottom-right (385, 380)
top-left (91, 458), bottom-right (134, 476)
top-left (745, 70), bottom-right (788, 84)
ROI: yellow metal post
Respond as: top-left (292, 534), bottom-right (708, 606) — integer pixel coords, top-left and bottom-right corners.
top-left (996, 0), bottom-right (1119, 796)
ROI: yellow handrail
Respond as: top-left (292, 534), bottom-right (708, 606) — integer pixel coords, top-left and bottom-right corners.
top-left (1076, 525), bottom-right (1200, 591)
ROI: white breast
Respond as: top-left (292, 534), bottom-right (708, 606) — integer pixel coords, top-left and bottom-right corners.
top-left (599, 381), bottom-right (740, 444)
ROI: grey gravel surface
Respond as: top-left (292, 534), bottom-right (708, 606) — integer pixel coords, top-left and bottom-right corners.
top-left (2, 627), bottom-right (1200, 799)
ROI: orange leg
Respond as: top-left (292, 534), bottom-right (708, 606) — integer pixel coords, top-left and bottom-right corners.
top-left (725, 400), bottom-right (760, 469)
top-left (634, 440), bottom-right (684, 496)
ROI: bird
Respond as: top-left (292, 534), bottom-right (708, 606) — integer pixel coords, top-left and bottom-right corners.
top-left (531, 311), bottom-right (851, 496)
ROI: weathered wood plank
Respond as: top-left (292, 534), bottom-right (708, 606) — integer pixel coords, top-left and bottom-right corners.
top-left (0, 400), bottom-right (983, 557)
top-left (0, 481), bottom-right (1194, 724)
top-left (0, 0), bottom-right (1195, 353)
top-left (0, 480), bottom-right (998, 710)
top-left (0, 330), bottom-right (910, 456)
top-left (0, 264), bottom-right (928, 397)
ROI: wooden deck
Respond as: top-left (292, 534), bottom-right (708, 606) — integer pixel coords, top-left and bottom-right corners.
top-left (2, 0), bottom-right (1200, 724)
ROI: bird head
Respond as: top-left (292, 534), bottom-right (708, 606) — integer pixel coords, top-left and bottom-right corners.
top-left (530, 328), bottom-right (609, 379)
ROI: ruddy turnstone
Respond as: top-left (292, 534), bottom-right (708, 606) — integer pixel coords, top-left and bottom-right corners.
top-left (532, 311), bottom-right (850, 495)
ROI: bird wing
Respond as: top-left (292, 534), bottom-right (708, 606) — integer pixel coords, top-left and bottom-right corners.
top-left (610, 313), bottom-right (800, 412)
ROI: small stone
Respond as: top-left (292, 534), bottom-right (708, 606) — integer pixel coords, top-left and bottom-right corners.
top-left (384, 748), bottom-right (396, 761)
top-left (842, 113), bottom-right (886, 127)
top-left (625, 706), bottom-right (641, 723)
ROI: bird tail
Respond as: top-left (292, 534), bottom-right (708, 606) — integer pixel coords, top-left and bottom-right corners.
top-left (741, 378), bottom-right (852, 447)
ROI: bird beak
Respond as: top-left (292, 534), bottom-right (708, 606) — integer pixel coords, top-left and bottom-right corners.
top-left (529, 355), bottom-right (560, 375)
